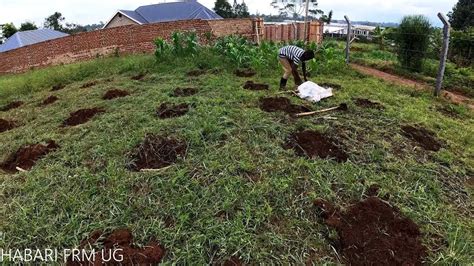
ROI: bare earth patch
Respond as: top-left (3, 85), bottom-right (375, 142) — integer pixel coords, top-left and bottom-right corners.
top-left (172, 87), bottom-right (198, 97)
top-left (80, 81), bottom-right (98, 89)
top-left (260, 97), bottom-right (311, 114)
top-left (354, 98), bottom-right (384, 109)
top-left (67, 228), bottom-right (165, 265)
top-left (51, 84), bottom-right (65, 91)
top-left (63, 108), bottom-right (105, 126)
top-left (156, 103), bottom-right (190, 119)
top-left (0, 118), bottom-right (17, 133)
top-left (131, 73), bottom-right (146, 80)
top-left (41, 96), bottom-right (59, 106)
top-left (285, 130), bottom-right (348, 162)
top-left (243, 81), bottom-right (269, 91)
top-left (187, 69), bottom-right (206, 77)
top-left (234, 68), bottom-right (256, 77)
top-left (102, 89), bottom-right (130, 100)
top-left (0, 140), bottom-right (59, 173)
top-left (1, 101), bottom-right (24, 112)
top-left (401, 125), bottom-right (442, 151)
top-left (314, 197), bottom-right (427, 265)
top-left (128, 134), bottom-right (187, 171)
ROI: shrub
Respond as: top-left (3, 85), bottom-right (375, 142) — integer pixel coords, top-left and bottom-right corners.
top-left (450, 27), bottom-right (474, 66)
top-left (396, 15), bottom-right (432, 72)
top-left (154, 31), bottom-right (200, 60)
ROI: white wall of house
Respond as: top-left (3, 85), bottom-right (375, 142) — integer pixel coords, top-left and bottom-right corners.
top-left (105, 13), bottom-right (138, 29)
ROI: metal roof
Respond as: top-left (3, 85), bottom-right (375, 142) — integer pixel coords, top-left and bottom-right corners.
top-left (0, 29), bottom-right (69, 53)
top-left (106, 0), bottom-right (222, 28)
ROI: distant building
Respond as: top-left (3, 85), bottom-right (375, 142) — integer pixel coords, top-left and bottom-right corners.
top-left (0, 29), bottom-right (69, 53)
top-left (324, 23), bottom-right (377, 39)
top-left (103, 0), bottom-right (222, 29)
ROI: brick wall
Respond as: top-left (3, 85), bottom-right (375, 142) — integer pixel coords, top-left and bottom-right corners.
top-left (0, 18), bottom-right (254, 74)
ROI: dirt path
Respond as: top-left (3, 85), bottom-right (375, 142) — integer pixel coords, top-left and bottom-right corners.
top-left (350, 64), bottom-right (474, 110)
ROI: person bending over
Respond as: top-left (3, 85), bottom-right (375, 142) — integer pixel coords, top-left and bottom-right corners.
top-left (278, 45), bottom-right (315, 89)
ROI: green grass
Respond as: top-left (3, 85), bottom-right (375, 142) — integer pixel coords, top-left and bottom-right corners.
top-left (350, 42), bottom-right (474, 98)
top-left (0, 50), bottom-right (473, 264)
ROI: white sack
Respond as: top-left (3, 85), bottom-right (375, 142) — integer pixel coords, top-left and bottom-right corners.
top-left (297, 81), bottom-right (333, 103)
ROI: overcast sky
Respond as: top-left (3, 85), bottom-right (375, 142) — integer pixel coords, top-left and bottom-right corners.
top-left (0, 0), bottom-right (457, 27)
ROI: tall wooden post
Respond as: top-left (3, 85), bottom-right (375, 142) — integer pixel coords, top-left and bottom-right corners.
top-left (344, 15), bottom-right (351, 64)
top-left (435, 13), bottom-right (451, 96)
top-left (303, 0), bottom-right (310, 44)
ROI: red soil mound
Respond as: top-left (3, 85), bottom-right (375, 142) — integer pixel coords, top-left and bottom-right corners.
top-left (102, 89), bottom-right (130, 100)
top-left (131, 73), bottom-right (146, 80)
top-left (187, 69), bottom-right (206, 77)
top-left (285, 130), bottom-right (348, 162)
top-left (354, 98), bottom-right (384, 109)
top-left (314, 197), bottom-right (427, 265)
top-left (260, 97), bottom-right (311, 114)
top-left (0, 118), bottom-right (17, 133)
top-left (157, 103), bottom-right (190, 119)
top-left (51, 84), bottom-right (66, 91)
top-left (81, 81), bottom-right (98, 88)
top-left (128, 134), bottom-right (187, 171)
top-left (401, 125), bottom-right (442, 151)
top-left (63, 108), bottom-right (105, 126)
top-left (243, 81), bottom-right (269, 91)
top-left (0, 140), bottom-right (59, 173)
top-left (41, 96), bottom-right (59, 106)
top-left (67, 228), bottom-right (165, 265)
top-left (234, 68), bottom-right (256, 77)
top-left (172, 87), bottom-right (198, 97)
top-left (1, 101), bottom-right (24, 112)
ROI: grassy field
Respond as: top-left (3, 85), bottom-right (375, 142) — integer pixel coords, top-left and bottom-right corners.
top-left (0, 48), bottom-right (473, 264)
top-left (349, 41), bottom-right (474, 98)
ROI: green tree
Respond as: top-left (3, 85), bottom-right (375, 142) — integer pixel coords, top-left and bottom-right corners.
top-left (395, 15), bottom-right (432, 72)
top-left (233, 0), bottom-right (250, 18)
top-left (19, 22), bottom-right (38, 31)
top-left (214, 0), bottom-right (234, 18)
top-left (1, 23), bottom-right (18, 39)
top-left (448, 0), bottom-right (474, 30)
top-left (271, 0), bottom-right (332, 22)
top-left (44, 12), bottom-right (65, 31)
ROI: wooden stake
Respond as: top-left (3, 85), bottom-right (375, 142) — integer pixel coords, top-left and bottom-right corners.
top-left (295, 103), bottom-right (348, 117)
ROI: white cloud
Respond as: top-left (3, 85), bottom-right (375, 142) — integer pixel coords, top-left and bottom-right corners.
top-left (0, 0), bottom-right (458, 27)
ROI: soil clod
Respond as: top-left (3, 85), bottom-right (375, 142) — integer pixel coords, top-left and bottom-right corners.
top-left (131, 73), bottom-right (146, 80)
top-left (234, 68), bottom-right (256, 77)
top-left (157, 103), bottom-right (190, 119)
top-left (0, 119), bottom-right (17, 133)
top-left (128, 134), bottom-right (187, 171)
top-left (401, 125), bottom-right (442, 151)
top-left (41, 96), bottom-right (59, 106)
top-left (285, 130), bottom-right (348, 162)
top-left (187, 69), bottom-right (206, 77)
top-left (1, 101), bottom-right (24, 112)
top-left (354, 98), bottom-right (384, 109)
top-left (0, 140), bottom-right (59, 173)
top-left (243, 81), bottom-right (269, 91)
top-left (314, 197), bottom-right (427, 265)
top-left (172, 87), bottom-right (198, 97)
top-left (102, 89), bottom-right (130, 100)
top-left (63, 107), bottom-right (105, 126)
top-left (260, 97), bottom-right (311, 114)
top-left (223, 256), bottom-right (243, 266)
top-left (80, 81), bottom-right (97, 88)
top-left (67, 228), bottom-right (165, 265)
top-left (51, 84), bottom-right (65, 91)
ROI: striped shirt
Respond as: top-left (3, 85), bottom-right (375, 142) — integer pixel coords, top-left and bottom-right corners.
top-left (279, 45), bottom-right (305, 65)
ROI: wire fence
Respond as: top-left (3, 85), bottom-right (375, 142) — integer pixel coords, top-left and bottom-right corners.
top-left (342, 13), bottom-right (474, 96)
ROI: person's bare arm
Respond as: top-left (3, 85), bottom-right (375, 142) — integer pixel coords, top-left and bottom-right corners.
top-left (302, 62), bottom-right (307, 82)
top-left (291, 62), bottom-right (303, 85)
